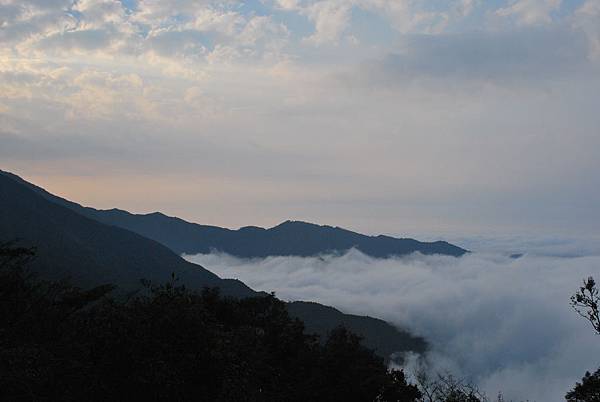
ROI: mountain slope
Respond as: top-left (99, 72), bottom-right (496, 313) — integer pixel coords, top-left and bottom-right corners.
top-left (0, 172), bottom-right (254, 297)
top-left (288, 301), bottom-right (426, 358)
top-left (0, 171), bottom-right (467, 258)
top-left (0, 170), bottom-right (426, 359)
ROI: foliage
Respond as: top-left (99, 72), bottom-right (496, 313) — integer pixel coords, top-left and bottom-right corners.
top-left (0, 244), bottom-right (420, 402)
top-left (567, 276), bottom-right (600, 401)
top-left (566, 368), bottom-right (600, 402)
top-left (571, 277), bottom-right (600, 335)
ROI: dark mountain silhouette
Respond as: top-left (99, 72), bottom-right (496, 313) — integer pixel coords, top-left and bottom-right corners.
top-left (0, 170), bottom-right (426, 359)
top-left (0, 172), bottom-right (254, 297)
top-left (288, 301), bottom-right (425, 358)
top-left (0, 171), bottom-right (467, 258)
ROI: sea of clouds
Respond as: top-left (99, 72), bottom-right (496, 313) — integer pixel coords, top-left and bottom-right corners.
top-left (184, 237), bottom-right (600, 402)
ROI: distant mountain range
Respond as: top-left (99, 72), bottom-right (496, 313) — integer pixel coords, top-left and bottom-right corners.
top-left (0, 170), bottom-right (426, 359)
top-left (0, 170), bottom-right (254, 297)
top-left (0, 171), bottom-right (467, 259)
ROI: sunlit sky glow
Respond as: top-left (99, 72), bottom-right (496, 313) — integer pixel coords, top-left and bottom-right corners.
top-left (1, 0), bottom-right (599, 237)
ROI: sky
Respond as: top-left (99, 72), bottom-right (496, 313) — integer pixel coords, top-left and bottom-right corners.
top-left (1, 0), bottom-right (600, 237)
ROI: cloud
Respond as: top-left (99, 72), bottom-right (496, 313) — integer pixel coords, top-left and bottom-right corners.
top-left (184, 240), bottom-right (600, 402)
top-left (0, 0), bottom-right (289, 65)
top-left (573, 0), bottom-right (600, 60)
top-left (145, 29), bottom-right (208, 59)
top-left (301, 1), bottom-right (354, 45)
top-left (358, 27), bottom-right (591, 86)
top-left (0, 3), bottom-right (76, 45)
top-left (358, 0), bottom-right (452, 35)
top-left (36, 28), bottom-right (115, 52)
top-left (272, 0), bottom-right (470, 45)
top-left (72, 0), bottom-right (127, 28)
top-left (131, 0), bottom-right (238, 27)
top-left (2, 0), bottom-right (600, 235)
top-left (495, 0), bottom-right (562, 26)
top-left (456, 0), bottom-right (477, 18)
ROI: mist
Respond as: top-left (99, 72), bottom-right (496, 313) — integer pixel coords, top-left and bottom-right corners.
top-left (185, 240), bottom-right (600, 402)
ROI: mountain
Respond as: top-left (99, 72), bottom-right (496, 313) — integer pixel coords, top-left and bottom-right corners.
top-left (0, 171), bottom-right (467, 258)
top-left (0, 172), bottom-right (254, 297)
top-left (0, 170), bottom-right (426, 359)
top-left (288, 301), bottom-right (426, 358)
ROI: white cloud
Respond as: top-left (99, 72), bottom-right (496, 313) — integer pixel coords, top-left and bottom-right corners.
top-left (495, 0), bottom-right (561, 26)
top-left (359, 0), bottom-right (449, 34)
top-left (187, 8), bottom-right (244, 35)
top-left (302, 0), bottom-right (353, 45)
top-left (0, 0), bottom-right (289, 64)
top-left (0, 2), bottom-right (76, 45)
top-left (132, 0), bottom-right (234, 27)
top-left (72, 0), bottom-right (126, 28)
top-left (273, 0), bottom-right (467, 45)
top-left (456, 0), bottom-right (477, 17)
top-left (65, 70), bottom-right (148, 120)
top-left (573, 0), bottom-right (600, 60)
top-left (273, 0), bottom-right (301, 11)
top-left (185, 242), bottom-right (600, 402)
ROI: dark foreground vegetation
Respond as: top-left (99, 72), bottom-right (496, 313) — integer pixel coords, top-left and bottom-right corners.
top-left (567, 277), bottom-right (600, 402)
top-left (0, 244), bottom-right (421, 401)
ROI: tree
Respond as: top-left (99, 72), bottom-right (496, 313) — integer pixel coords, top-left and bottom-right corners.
top-left (566, 276), bottom-right (600, 401)
top-left (566, 368), bottom-right (600, 402)
top-left (571, 277), bottom-right (600, 335)
top-left (377, 369), bottom-right (422, 402)
top-left (414, 370), bottom-right (487, 402)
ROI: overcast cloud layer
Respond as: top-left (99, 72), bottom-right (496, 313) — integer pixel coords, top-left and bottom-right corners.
top-left (1, 0), bottom-right (599, 236)
top-left (185, 238), bottom-right (600, 402)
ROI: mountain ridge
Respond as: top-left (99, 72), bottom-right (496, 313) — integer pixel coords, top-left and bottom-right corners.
top-left (0, 171), bottom-right (254, 297)
top-left (0, 170), bottom-right (467, 259)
